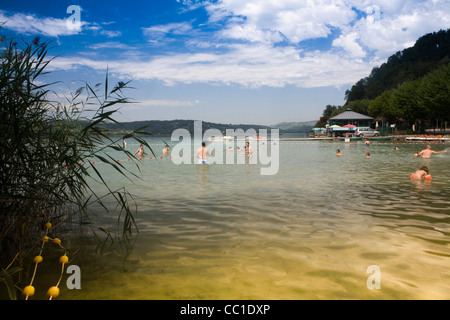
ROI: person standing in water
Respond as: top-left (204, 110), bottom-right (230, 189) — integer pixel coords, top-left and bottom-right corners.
top-left (196, 142), bottom-right (210, 164)
top-left (134, 144), bottom-right (147, 158)
top-left (245, 141), bottom-right (253, 157)
top-left (419, 145), bottom-right (447, 158)
top-left (163, 145), bottom-right (170, 155)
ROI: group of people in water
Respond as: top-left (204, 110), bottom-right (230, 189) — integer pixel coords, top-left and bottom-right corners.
top-left (196, 141), bottom-right (253, 164)
top-left (336, 141), bottom-right (447, 181)
top-left (132, 141), bottom-right (253, 165)
top-left (133, 139), bottom-right (446, 181)
top-left (412, 145), bottom-right (447, 180)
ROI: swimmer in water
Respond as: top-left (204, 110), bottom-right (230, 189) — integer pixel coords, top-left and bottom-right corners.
top-left (411, 166), bottom-right (431, 180)
top-left (196, 142), bottom-right (210, 164)
top-left (163, 144), bottom-right (170, 155)
top-left (134, 144), bottom-right (147, 158)
top-left (245, 141), bottom-right (253, 157)
top-left (336, 149), bottom-right (344, 156)
top-left (419, 145), bottom-right (447, 158)
top-left (366, 152), bottom-right (371, 159)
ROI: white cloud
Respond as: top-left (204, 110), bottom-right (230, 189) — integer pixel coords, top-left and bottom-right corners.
top-left (100, 30), bottom-right (122, 38)
top-left (338, 0), bottom-right (450, 60)
top-left (48, 43), bottom-right (376, 88)
top-left (332, 32), bottom-right (366, 59)
top-left (191, 0), bottom-right (450, 58)
top-left (0, 10), bottom-right (83, 37)
top-left (143, 22), bottom-right (193, 43)
top-left (219, 23), bottom-right (285, 44)
top-left (0, 10), bottom-right (125, 39)
top-left (201, 0), bottom-right (357, 43)
top-left (131, 99), bottom-right (201, 109)
top-left (11, 0), bottom-right (449, 91)
top-left (87, 41), bottom-right (133, 50)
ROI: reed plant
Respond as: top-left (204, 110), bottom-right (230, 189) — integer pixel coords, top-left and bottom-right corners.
top-left (0, 36), bottom-right (152, 299)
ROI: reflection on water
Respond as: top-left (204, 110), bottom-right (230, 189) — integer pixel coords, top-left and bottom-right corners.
top-left (64, 139), bottom-right (450, 300)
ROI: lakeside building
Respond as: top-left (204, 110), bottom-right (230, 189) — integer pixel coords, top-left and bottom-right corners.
top-left (328, 109), bottom-right (374, 137)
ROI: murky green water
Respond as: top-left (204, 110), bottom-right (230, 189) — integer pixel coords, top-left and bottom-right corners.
top-left (60, 138), bottom-right (449, 299)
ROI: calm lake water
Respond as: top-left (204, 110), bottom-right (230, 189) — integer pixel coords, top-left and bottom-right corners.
top-left (61, 136), bottom-right (449, 300)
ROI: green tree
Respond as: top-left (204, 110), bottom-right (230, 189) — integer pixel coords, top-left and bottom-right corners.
top-left (391, 79), bottom-right (426, 125)
top-left (315, 105), bottom-right (338, 127)
top-left (419, 63), bottom-right (450, 123)
top-left (368, 89), bottom-right (399, 123)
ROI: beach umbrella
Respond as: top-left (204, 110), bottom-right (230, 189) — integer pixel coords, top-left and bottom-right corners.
top-left (329, 125), bottom-right (341, 128)
top-left (343, 124), bottom-right (356, 128)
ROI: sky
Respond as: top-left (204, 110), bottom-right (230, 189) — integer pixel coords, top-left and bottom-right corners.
top-left (1, 0), bottom-right (450, 125)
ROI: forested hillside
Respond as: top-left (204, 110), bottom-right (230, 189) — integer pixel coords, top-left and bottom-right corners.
top-left (102, 119), bottom-right (273, 136)
top-left (345, 29), bottom-right (450, 103)
top-left (316, 29), bottom-right (450, 132)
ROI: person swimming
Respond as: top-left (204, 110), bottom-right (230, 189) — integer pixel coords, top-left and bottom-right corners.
top-left (163, 144), bottom-right (170, 155)
top-left (336, 149), bottom-right (344, 156)
top-left (411, 166), bottom-right (431, 180)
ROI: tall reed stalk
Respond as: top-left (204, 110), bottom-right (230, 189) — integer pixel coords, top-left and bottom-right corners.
top-left (0, 36), bottom-right (152, 299)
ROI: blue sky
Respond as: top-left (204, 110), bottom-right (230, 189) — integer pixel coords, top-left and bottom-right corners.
top-left (1, 0), bottom-right (449, 125)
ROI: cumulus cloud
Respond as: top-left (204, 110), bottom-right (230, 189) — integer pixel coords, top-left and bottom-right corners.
top-left (87, 41), bottom-right (133, 50)
top-left (48, 43), bottom-right (377, 88)
top-left (132, 99), bottom-right (201, 109)
top-left (142, 22), bottom-right (193, 44)
top-left (332, 32), bottom-right (366, 59)
top-left (0, 10), bottom-right (83, 37)
top-left (15, 0), bottom-right (450, 89)
top-left (196, 0), bottom-right (450, 57)
top-left (353, 0), bottom-right (450, 58)
top-left (201, 0), bottom-right (357, 43)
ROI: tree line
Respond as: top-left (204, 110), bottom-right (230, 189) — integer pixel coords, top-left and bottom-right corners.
top-left (316, 29), bottom-right (450, 133)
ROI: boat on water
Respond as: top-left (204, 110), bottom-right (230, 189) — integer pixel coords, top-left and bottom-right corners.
top-left (207, 136), bottom-right (234, 142)
top-left (338, 137), bottom-right (363, 141)
top-left (405, 136), bottom-right (450, 142)
top-left (338, 136), bottom-right (393, 142)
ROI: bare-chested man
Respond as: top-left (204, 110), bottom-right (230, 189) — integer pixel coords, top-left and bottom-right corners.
top-left (419, 145), bottom-right (446, 158)
top-left (134, 144), bottom-right (147, 158)
top-left (196, 142), bottom-right (210, 164)
top-left (245, 141), bottom-right (253, 157)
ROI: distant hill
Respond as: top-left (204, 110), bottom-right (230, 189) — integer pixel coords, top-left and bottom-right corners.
top-left (102, 119), bottom-right (317, 135)
top-left (272, 121), bottom-right (317, 133)
top-left (345, 29), bottom-right (450, 103)
top-left (102, 119), bottom-right (273, 136)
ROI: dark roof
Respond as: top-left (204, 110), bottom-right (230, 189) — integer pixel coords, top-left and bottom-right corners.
top-left (329, 109), bottom-right (374, 121)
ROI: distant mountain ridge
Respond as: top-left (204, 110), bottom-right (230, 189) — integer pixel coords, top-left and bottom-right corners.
top-left (103, 119), bottom-right (273, 136)
top-left (103, 119), bottom-right (317, 135)
top-left (272, 121), bottom-right (317, 133)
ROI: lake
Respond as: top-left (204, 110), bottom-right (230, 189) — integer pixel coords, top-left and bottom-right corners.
top-left (60, 136), bottom-right (450, 299)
